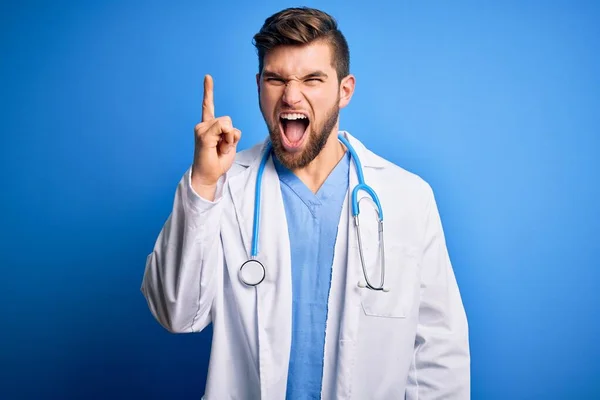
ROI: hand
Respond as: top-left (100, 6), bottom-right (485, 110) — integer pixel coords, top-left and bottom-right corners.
top-left (191, 75), bottom-right (241, 199)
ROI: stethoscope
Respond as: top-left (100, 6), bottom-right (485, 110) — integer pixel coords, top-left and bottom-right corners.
top-left (239, 133), bottom-right (389, 292)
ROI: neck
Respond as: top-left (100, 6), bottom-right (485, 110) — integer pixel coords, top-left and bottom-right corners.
top-left (292, 130), bottom-right (346, 194)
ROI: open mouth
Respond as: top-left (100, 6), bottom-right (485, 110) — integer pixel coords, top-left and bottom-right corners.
top-left (279, 112), bottom-right (310, 151)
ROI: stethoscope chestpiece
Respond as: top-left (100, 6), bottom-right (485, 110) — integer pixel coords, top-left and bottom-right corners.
top-left (239, 259), bottom-right (266, 286)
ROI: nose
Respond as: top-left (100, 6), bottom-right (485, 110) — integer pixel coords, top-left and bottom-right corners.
top-left (282, 80), bottom-right (303, 106)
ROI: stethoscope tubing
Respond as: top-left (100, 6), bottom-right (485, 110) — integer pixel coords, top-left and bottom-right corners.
top-left (242, 133), bottom-right (387, 290)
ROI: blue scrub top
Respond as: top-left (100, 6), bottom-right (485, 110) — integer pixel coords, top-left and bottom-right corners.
top-left (273, 151), bottom-right (350, 399)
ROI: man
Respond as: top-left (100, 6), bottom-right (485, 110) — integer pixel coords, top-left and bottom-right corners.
top-left (141, 6), bottom-right (470, 399)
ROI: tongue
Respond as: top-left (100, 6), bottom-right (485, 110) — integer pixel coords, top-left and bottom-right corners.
top-left (284, 120), bottom-right (306, 142)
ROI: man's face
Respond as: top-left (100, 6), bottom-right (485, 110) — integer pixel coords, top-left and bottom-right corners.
top-left (257, 40), bottom-right (351, 170)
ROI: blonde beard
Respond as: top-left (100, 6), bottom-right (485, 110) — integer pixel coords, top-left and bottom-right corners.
top-left (262, 100), bottom-right (340, 170)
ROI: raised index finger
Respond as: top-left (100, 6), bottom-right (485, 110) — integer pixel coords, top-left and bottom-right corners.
top-left (202, 74), bottom-right (215, 122)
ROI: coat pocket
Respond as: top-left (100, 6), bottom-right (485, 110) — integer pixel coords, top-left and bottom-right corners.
top-left (359, 243), bottom-right (419, 318)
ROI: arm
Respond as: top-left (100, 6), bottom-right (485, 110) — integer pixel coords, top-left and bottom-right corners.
top-left (140, 169), bottom-right (225, 333)
top-left (405, 185), bottom-right (470, 399)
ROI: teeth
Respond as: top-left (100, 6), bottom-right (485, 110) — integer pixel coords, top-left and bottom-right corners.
top-left (281, 113), bottom-right (307, 120)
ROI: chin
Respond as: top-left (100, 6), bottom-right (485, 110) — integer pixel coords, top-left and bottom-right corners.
top-left (271, 139), bottom-right (308, 169)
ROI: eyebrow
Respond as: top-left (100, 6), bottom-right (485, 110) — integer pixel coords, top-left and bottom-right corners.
top-left (262, 70), bottom-right (329, 80)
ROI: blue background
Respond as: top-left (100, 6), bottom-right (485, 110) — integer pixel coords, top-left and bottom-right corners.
top-left (2, 0), bottom-right (599, 398)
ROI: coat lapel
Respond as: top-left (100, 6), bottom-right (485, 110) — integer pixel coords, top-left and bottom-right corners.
top-left (228, 140), bottom-right (293, 399)
top-left (326, 131), bottom-right (387, 398)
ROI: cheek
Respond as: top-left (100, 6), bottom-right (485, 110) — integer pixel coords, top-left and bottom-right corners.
top-left (260, 89), bottom-right (282, 113)
top-left (310, 89), bottom-right (338, 118)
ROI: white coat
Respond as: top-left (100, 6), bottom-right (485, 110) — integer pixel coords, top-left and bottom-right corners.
top-left (141, 131), bottom-right (470, 399)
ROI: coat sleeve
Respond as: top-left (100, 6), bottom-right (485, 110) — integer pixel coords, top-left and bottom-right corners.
top-left (140, 168), bottom-right (225, 333)
top-left (405, 184), bottom-right (470, 399)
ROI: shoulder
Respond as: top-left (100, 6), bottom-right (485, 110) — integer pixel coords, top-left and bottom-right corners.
top-left (344, 131), bottom-right (434, 203)
top-left (360, 143), bottom-right (438, 251)
top-left (366, 148), bottom-right (435, 204)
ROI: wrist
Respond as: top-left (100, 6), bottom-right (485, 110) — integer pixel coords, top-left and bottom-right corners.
top-left (191, 173), bottom-right (218, 201)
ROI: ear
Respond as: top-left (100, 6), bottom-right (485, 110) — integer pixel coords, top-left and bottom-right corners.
top-left (338, 74), bottom-right (355, 109)
top-left (256, 73), bottom-right (261, 94)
